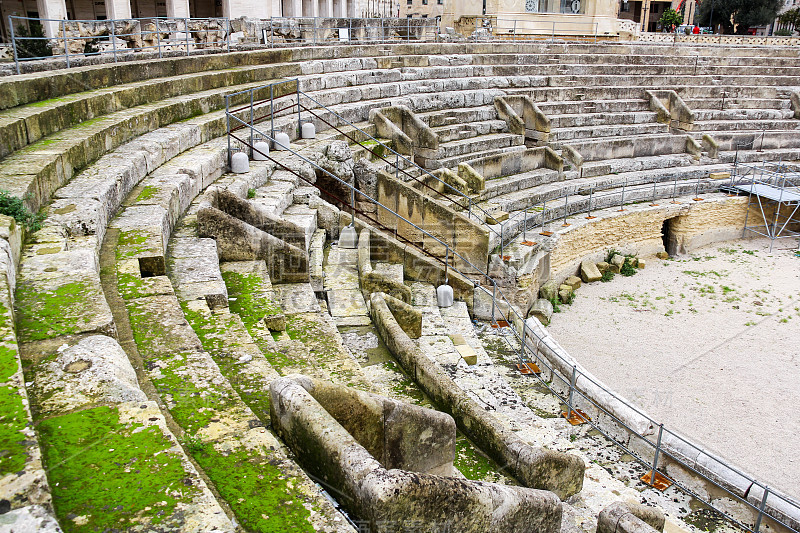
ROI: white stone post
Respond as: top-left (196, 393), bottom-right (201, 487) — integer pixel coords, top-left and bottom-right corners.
top-left (36, 0), bottom-right (67, 39)
top-left (166, 0), bottom-right (190, 18)
top-left (105, 0), bottom-right (132, 19)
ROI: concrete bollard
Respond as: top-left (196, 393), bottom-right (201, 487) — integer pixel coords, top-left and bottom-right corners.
top-left (231, 151), bottom-right (249, 174)
top-left (339, 225), bottom-right (358, 249)
top-left (252, 141), bottom-right (270, 161)
top-left (301, 122), bottom-right (316, 139)
top-left (274, 132), bottom-right (291, 151)
top-left (436, 284), bottom-right (454, 308)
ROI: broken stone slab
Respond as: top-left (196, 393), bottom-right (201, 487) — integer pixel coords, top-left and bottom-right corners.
top-left (597, 501), bottom-right (665, 533)
top-left (638, 259), bottom-right (646, 269)
top-left (530, 298), bottom-right (554, 325)
top-left (455, 343), bottom-right (478, 365)
top-left (610, 254), bottom-right (626, 271)
top-left (564, 276), bottom-right (581, 290)
top-left (209, 187), bottom-right (306, 249)
top-left (558, 287), bottom-right (573, 304)
top-left (656, 251), bottom-right (669, 260)
top-left (596, 261), bottom-right (610, 273)
top-left (380, 292), bottom-right (422, 339)
top-left (370, 294), bottom-right (584, 500)
top-left (197, 204), bottom-right (308, 284)
top-left (580, 260), bottom-right (602, 283)
top-left (539, 279), bottom-right (558, 301)
top-left (271, 374), bottom-right (562, 533)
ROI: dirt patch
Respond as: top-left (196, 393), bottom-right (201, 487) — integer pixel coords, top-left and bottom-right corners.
top-left (547, 237), bottom-right (800, 498)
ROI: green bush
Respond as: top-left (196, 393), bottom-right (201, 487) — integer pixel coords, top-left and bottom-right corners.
top-left (775, 28), bottom-right (793, 36)
top-left (14, 22), bottom-right (52, 59)
top-left (0, 191), bottom-right (44, 233)
top-left (659, 8), bottom-right (683, 31)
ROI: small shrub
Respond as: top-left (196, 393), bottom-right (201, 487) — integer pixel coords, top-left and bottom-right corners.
top-left (775, 28), bottom-right (793, 36)
top-left (14, 22), bottom-right (52, 59)
top-left (605, 248), bottom-right (619, 263)
top-left (600, 270), bottom-right (615, 282)
top-left (0, 191), bottom-right (43, 233)
top-left (247, 188), bottom-right (256, 199)
top-left (549, 297), bottom-right (561, 313)
top-left (620, 260), bottom-right (637, 277)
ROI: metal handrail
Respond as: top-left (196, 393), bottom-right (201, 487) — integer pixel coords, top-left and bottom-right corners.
top-left (225, 100), bottom-right (800, 533)
top-left (8, 15), bottom-right (230, 74)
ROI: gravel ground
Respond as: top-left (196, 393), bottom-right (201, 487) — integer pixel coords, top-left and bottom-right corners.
top-left (546, 237), bottom-right (800, 499)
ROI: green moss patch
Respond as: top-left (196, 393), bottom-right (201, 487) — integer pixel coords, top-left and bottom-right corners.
top-left (15, 279), bottom-right (95, 342)
top-left (190, 441), bottom-right (316, 533)
top-left (135, 185), bottom-right (159, 202)
top-left (38, 405), bottom-right (200, 532)
top-left (0, 385), bottom-right (30, 477)
top-left (221, 270), bottom-right (281, 328)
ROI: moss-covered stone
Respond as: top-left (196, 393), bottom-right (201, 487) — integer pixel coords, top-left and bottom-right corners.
top-left (0, 385), bottom-right (29, 478)
top-left (38, 404), bottom-right (205, 532)
top-left (15, 277), bottom-right (114, 342)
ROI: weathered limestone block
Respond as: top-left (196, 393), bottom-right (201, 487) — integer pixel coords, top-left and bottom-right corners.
top-left (494, 96), bottom-right (525, 135)
top-left (378, 292), bottom-right (422, 339)
top-left (169, 237), bottom-right (229, 309)
top-left (558, 286), bottom-right (573, 304)
top-left (580, 260), bottom-right (602, 282)
top-left (530, 298), bottom-right (554, 325)
top-left (197, 204), bottom-right (308, 284)
top-left (637, 259), bottom-right (646, 269)
top-left (596, 261), bottom-right (610, 273)
top-left (564, 276), bottom-right (582, 290)
top-left (270, 375), bottom-right (562, 533)
top-left (610, 254), bottom-right (626, 272)
top-left (597, 502), bottom-right (665, 533)
top-left (0, 505), bottom-right (62, 532)
top-left (656, 251), bottom-right (669, 260)
top-left (31, 335), bottom-right (146, 415)
top-left (539, 279), bottom-right (559, 301)
top-left (210, 187), bottom-right (306, 249)
top-left (457, 162), bottom-right (486, 192)
top-left (362, 272), bottom-right (412, 304)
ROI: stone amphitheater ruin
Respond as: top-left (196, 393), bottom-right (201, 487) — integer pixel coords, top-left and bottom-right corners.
top-left (0, 37), bottom-right (799, 533)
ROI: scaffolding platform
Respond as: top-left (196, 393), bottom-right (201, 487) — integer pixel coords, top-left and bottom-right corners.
top-left (722, 163), bottom-right (800, 251)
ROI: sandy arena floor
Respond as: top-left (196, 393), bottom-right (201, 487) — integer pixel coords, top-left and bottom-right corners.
top-left (546, 237), bottom-right (800, 499)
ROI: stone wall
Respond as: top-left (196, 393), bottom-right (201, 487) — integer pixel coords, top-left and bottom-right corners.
top-left (547, 196), bottom-right (752, 283)
top-left (376, 169), bottom-right (489, 273)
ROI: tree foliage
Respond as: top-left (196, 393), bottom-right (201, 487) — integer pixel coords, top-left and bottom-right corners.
top-left (696, 0), bottom-right (782, 34)
top-left (14, 22), bottom-right (52, 59)
top-left (778, 7), bottom-right (800, 31)
top-left (659, 8), bottom-right (684, 30)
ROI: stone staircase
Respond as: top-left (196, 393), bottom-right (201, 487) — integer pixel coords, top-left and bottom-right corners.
top-left (3, 41), bottom-right (800, 532)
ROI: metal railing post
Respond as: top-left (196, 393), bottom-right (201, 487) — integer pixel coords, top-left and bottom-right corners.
top-left (551, 21), bottom-right (555, 42)
top-left (296, 81), bottom-right (302, 137)
top-left (619, 179), bottom-right (626, 211)
top-left (444, 246), bottom-right (449, 283)
top-left (350, 186), bottom-right (356, 226)
top-left (226, 18), bottom-right (231, 52)
top-left (491, 283), bottom-right (497, 322)
top-left (586, 187), bottom-right (594, 219)
top-left (185, 18), bottom-right (190, 55)
top-left (314, 17), bottom-right (318, 45)
top-left (10, 17), bottom-right (20, 75)
top-left (111, 19), bottom-right (118, 61)
top-left (754, 487), bottom-right (769, 533)
top-left (270, 84), bottom-right (275, 141)
top-left (562, 193), bottom-right (569, 225)
top-left (156, 20), bottom-right (162, 58)
top-left (648, 423), bottom-right (664, 485)
top-left (225, 95), bottom-right (231, 167)
top-left (62, 19), bottom-right (71, 69)
top-left (249, 88), bottom-right (255, 157)
top-left (567, 365), bottom-right (577, 416)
